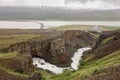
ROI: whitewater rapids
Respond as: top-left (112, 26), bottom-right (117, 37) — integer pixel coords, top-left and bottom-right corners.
top-left (33, 47), bottom-right (91, 74)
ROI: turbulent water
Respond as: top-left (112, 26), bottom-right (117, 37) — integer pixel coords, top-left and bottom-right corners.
top-left (33, 47), bottom-right (91, 74)
top-left (33, 58), bottom-right (69, 74)
top-left (71, 47), bottom-right (91, 70)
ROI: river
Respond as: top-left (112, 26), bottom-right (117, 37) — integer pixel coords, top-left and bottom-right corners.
top-left (33, 47), bottom-right (91, 74)
top-left (0, 21), bottom-right (120, 29)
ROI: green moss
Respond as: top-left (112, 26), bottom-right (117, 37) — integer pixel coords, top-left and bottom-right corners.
top-left (48, 50), bottom-right (120, 80)
top-left (5, 68), bottom-right (29, 77)
top-left (102, 35), bottom-right (115, 44)
top-left (88, 32), bottom-right (100, 39)
top-left (0, 52), bottom-right (18, 59)
top-left (50, 25), bottom-right (91, 31)
top-left (0, 67), bottom-right (29, 77)
top-left (51, 25), bottom-right (120, 31)
top-left (101, 26), bottom-right (120, 31)
top-left (0, 34), bottom-right (41, 49)
top-left (35, 69), bottom-right (54, 80)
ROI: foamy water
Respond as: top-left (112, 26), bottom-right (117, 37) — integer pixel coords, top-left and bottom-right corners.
top-left (33, 47), bottom-right (91, 74)
top-left (71, 47), bottom-right (91, 70)
top-left (33, 58), bottom-right (69, 74)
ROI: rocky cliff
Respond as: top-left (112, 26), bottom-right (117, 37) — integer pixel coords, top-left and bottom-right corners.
top-left (0, 30), bottom-right (95, 67)
top-left (83, 29), bottom-right (120, 61)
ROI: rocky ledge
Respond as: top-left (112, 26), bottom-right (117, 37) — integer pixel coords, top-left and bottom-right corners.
top-left (0, 30), bottom-right (95, 67)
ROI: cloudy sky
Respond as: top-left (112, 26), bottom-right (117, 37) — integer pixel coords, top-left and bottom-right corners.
top-left (0, 0), bottom-right (119, 10)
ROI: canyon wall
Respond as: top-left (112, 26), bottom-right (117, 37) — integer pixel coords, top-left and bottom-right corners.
top-left (0, 30), bottom-right (95, 67)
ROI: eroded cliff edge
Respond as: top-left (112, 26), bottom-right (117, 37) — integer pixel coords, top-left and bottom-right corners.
top-left (0, 30), bottom-right (95, 67)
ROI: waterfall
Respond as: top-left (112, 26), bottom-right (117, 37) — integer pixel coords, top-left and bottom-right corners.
top-left (33, 47), bottom-right (91, 74)
top-left (71, 47), bottom-right (91, 70)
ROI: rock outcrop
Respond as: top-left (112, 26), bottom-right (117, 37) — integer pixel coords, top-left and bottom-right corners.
top-left (0, 53), bottom-right (34, 74)
top-left (0, 68), bottom-right (42, 80)
top-left (83, 65), bottom-right (120, 80)
top-left (0, 30), bottom-right (95, 67)
top-left (83, 29), bottom-right (120, 61)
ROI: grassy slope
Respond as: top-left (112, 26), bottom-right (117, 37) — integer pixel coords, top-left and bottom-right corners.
top-left (48, 50), bottom-right (120, 80)
top-left (0, 34), bottom-right (41, 78)
top-left (0, 34), bottom-right (41, 49)
top-left (0, 29), bottom-right (120, 80)
top-left (0, 52), bottom-right (29, 77)
top-left (51, 25), bottom-right (120, 31)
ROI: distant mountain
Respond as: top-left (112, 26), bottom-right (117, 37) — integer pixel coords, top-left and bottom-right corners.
top-left (0, 6), bottom-right (120, 21)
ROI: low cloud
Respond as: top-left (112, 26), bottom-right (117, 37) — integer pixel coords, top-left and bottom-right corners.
top-left (64, 0), bottom-right (120, 10)
top-left (0, 0), bottom-right (119, 10)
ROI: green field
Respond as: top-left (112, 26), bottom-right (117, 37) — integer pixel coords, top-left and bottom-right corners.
top-left (51, 25), bottom-right (120, 31)
top-left (0, 34), bottom-right (41, 49)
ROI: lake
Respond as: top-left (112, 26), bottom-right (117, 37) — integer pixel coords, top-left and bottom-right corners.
top-left (0, 21), bottom-right (120, 29)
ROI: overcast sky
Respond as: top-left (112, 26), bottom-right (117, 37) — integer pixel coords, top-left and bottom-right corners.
top-left (0, 0), bottom-right (119, 10)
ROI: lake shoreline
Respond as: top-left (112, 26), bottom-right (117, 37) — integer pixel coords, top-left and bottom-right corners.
top-left (0, 21), bottom-right (120, 29)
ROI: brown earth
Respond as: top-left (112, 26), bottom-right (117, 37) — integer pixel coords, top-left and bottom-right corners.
top-left (0, 30), bottom-right (95, 67)
top-left (0, 29), bottom-right (96, 80)
top-left (0, 53), bottom-right (34, 74)
top-left (83, 29), bottom-right (120, 61)
top-left (0, 68), bottom-right (42, 80)
top-left (83, 65), bottom-right (120, 80)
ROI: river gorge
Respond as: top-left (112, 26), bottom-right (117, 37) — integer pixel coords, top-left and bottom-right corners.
top-left (33, 47), bottom-right (91, 74)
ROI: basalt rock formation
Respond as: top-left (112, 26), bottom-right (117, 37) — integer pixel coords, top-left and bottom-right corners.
top-left (0, 30), bottom-right (95, 67)
top-left (83, 29), bottom-right (120, 61)
top-left (83, 65), bottom-right (120, 80)
top-left (0, 54), bottom-right (34, 74)
top-left (0, 68), bottom-right (42, 80)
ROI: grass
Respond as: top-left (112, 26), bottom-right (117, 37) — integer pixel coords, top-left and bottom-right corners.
top-left (4, 68), bottom-right (29, 77)
top-left (50, 25), bottom-right (92, 31)
top-left (88, 32), bottom-right (100, 39)
top-left (0, 52), bottom-right (18, 59)
top-left (0, 51), bottom-right (33, 77)
top-left (51, 25), bottom-right (120, 31)
top-left (0, 34), bottom-right (41, 49)
top-left (101, 26), bottom-right (120, 31)
top-left (102, 35), bottom-right (115, 44)
top-left (0, 52), bottom-right (29, 77)
top-left (35, 69), bottom-right (54, 80)
top-left (48, 50), bottom-right (120, 80)
top-left (0, 33), bottom-right (42, 78)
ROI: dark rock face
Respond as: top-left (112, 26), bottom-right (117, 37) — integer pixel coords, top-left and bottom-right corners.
top-left (0, 68), bottom-right (42, 80)
top-left (0, 53), bottom-right (42, 80)
top-left (83, 29), bottom-right (120, 61)
top-left (0, 30), bottom-right (95, 67)
top-left (29, 73), bottom-right (42, 80)
top-left (0, 54), bottom-right (35, 74)
top-left (50, 38), bottom-right (71, 66)
top-left (83, 65), bottom-right (120, 80)
top-left (0, 30), bottom-right (96, 80)
top-left (64, 30), bottom-right (95, 57)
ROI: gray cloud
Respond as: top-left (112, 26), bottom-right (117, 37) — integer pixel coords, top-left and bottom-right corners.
top-left (0, 0), bottom-right (119, 10)
top-left (65, 0), bottom-right (120, 5)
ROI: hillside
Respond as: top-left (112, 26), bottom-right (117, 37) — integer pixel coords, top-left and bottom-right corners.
top-left (0, 29), bottom-right (120, 80)
top-left (0, 7), bottom-right (120, 21)
top-left (0, 29), bottom-right (96, 80)
top-left (48, 29), bottom-right (120, 80)
top-left (51, 25), bottom-right (120, 31)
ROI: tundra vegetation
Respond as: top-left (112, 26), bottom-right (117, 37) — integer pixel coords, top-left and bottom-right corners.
top-left (0, 26), bottom-right (120, 80)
